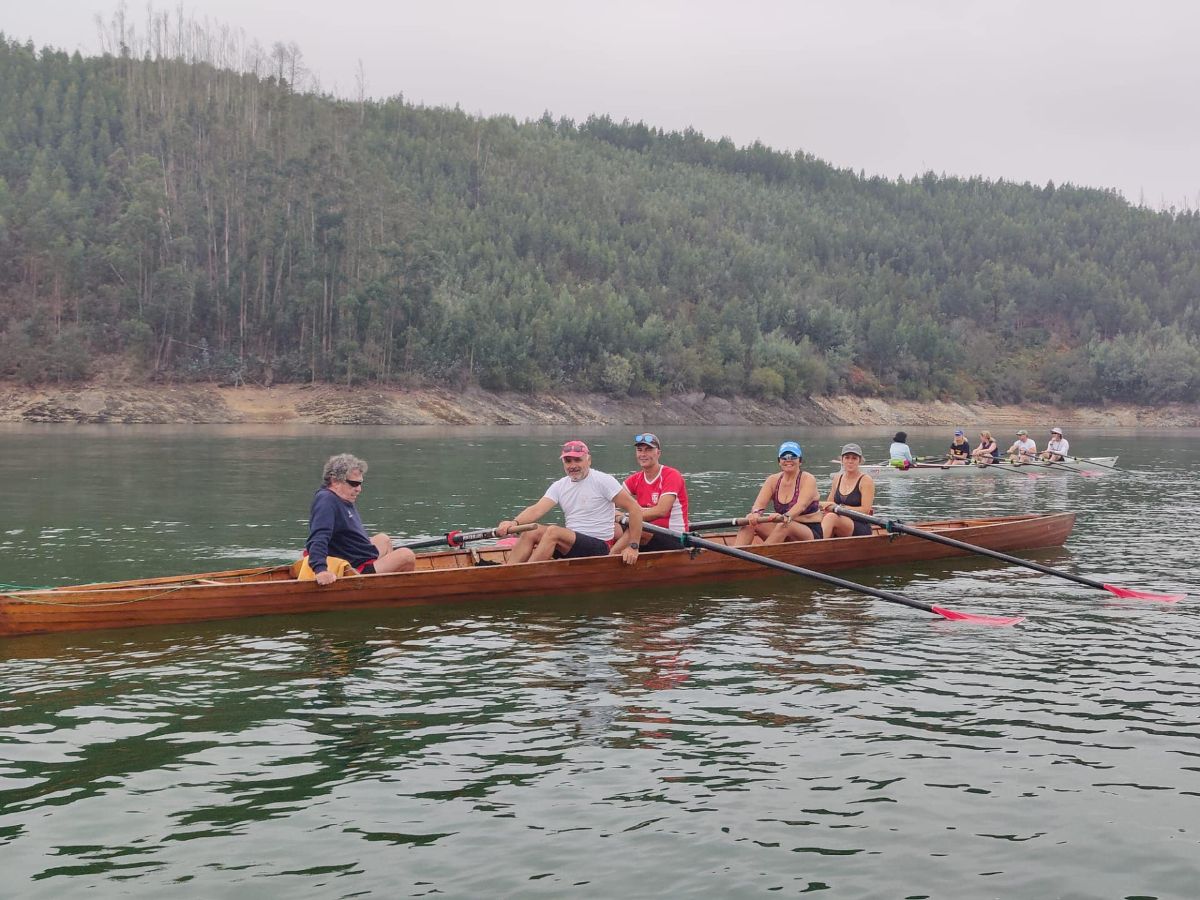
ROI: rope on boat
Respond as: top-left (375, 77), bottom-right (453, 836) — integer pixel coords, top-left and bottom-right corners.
top-left (0, 565), bottom-right (292, 608)
top-left (0, 585), bottom-right (194, 607)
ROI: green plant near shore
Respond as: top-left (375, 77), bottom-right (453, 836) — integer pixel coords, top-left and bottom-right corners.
top-left (0, 20), bottom-right (1198, 403)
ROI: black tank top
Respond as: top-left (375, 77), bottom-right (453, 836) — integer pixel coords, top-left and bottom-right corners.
top-left (834, 474), bottom-right (864, 507)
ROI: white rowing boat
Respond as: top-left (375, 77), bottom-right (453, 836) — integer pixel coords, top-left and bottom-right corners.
top-left (853, 456), bottom-right (1119, 478)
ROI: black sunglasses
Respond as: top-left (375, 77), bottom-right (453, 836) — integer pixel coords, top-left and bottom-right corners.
top-left (344, 479), bottom-right (363, 487)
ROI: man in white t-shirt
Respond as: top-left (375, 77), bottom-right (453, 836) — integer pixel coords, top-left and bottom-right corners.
top-left (496, 440), bottom-right (643, 565)
top-left (1040, 427), bottom-right (1070, 461)
top-left (1006, 429), bottom-right (1038, 460)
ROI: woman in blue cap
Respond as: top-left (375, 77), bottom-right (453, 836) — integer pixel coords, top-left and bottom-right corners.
top-left (734, 440), bottom-right (824, 546)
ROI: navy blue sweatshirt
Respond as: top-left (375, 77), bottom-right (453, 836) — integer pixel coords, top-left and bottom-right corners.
top-left (306, 487), bottom-right (377, 573)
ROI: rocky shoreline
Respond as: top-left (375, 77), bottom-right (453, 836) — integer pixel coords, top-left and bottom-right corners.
top-left (0, 381), bottom-right (1197, 427)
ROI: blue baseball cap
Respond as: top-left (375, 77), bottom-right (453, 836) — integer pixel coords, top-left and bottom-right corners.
top-left (777, 441), bottom-right (802, 459)
top-left (954, 429), bottom-right (964, 436)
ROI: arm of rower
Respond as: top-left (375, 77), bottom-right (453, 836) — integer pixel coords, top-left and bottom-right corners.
top-left (820, 476), bottom-right (838, 512)
top-left (747, 476), bottom-right (776, 522)
top-left (640, 491), bottom-right (677, 521)
top-left (498, 496), bottom-right (556, 535)
top-left (614, 489), bottom-right (643, 547)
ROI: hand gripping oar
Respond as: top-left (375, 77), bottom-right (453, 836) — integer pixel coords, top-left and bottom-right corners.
top-left (397, 524), bottom-right (536, 551)
top-left (640, 522), bottom-right (1023, 626)
top-left (833, 508), bottom-right (1185, 604)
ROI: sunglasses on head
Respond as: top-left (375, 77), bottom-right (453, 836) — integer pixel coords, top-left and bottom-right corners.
top-left (344, 479), bottom-right (363, 487)
top-left (634, 433), bottom-right (658, 445)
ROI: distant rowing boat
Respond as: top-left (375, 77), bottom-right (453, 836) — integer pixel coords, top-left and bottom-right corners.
top-left (857, 457), bottom-right (1118, 478)
top-left (0, 513), bottom-right (1074, 638)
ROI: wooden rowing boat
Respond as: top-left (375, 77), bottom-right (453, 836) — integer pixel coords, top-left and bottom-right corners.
top-left (859, 457), bottom-right (1118, 477)
top-left (0, 513), bottom-right (1074, 638)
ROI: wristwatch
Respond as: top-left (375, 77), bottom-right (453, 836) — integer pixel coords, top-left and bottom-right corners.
top-left (629, 542), bottom-right (640, 550)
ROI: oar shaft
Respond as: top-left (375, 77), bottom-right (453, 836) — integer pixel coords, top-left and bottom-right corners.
top-left (833, 507), bottom-right (1104, 590)
top-left (689, 515), bottom-right (782, 531)
top-left (640, 523), bottom-right (937, 614)
top-left (397, 524), bottom-right (535, 550)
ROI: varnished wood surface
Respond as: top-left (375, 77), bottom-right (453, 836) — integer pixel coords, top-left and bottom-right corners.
top-left (0, 514), bottom-right (1074, 637)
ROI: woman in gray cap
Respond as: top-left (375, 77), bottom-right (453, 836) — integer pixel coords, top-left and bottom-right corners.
top-left (820, 443), bottom-right (876, 538)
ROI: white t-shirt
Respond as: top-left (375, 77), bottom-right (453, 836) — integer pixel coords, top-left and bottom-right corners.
top-left (544, 470), bottom-right (623, 541)
top-left (1047, 437), bottom-right (1070, 455)
top-left (888, 442), bottom-right (914, 464)
top-left (1012, 438), bottom-right (1037, 455)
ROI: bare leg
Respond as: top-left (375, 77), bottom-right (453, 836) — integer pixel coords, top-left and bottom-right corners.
top-left (821, 512), bottom-right (855, 538)
top-left (734, 524), bottom-right (757, 546)
top-left (371, 534), bottom-right (416, 573)
top-left (505, 526), bottom-right (546, 564)
top-left (530, 525), bottom-right (576, 562)
top-left (764, 521), bottom-right (817, 544)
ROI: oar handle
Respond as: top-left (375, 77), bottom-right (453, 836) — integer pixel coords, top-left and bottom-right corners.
top-left (832, 506), bottom-right (1105, 590)
top-left (398, 523), bottom-right (536, 551)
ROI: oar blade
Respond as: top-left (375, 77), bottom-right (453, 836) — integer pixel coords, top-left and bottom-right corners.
top-left (1104, 584), bottom-right (1185, 604)
top-left (930, 604), bottom-right (1025, 627)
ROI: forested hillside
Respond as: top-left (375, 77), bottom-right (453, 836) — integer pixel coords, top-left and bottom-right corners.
top-left (1, 27), bottom-right (1199, 404)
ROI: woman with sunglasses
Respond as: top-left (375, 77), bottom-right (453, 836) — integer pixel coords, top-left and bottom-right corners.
top-left (734, 441), bottom-right (824, 546)
top-left (820, 443), bottom-right (876, 538)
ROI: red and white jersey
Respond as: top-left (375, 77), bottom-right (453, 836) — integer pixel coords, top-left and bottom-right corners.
top-left (624, 465), bottom-right (689, 532)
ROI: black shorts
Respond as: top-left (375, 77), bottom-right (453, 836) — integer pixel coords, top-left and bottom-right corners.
top-left (850, 519), bottom-right (872, 537)
top-left (554, 532), bottom-right (612, 559)
top-left (356, 561), bottom-right (377, 574)
top-left (640, 531), bottom-right (683, 553)
top-left (803, 521), bottom-right (824, 540)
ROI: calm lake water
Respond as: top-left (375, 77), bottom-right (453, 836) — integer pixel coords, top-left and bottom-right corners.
top-left (1, 425), bottom-right (1198, 898)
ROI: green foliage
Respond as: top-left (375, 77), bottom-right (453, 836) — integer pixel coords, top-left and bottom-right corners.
top-left (0, 30), bottom-right (1197, 405)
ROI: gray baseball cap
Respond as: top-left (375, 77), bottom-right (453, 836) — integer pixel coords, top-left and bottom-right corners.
top-left (840, 443), bottom-right (863, 457)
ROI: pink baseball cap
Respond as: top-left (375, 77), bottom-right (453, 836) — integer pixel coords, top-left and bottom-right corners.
top-left (560, 440), bottom-right (590, 458)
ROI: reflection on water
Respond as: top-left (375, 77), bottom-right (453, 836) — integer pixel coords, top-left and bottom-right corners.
top-left (1, 426), bottom-right (1198, 896)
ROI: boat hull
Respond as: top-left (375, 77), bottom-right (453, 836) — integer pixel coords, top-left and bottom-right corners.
top-left (861, 457), bottom-right (1117, 477)
top-left (0, 513), bottom-right (1075, 637)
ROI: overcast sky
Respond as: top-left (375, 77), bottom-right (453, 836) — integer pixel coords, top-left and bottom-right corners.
top-left (6, 1), bottom-right (1199, 208)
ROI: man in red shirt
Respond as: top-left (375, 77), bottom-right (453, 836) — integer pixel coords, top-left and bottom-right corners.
top-left (612, 432), bottom-right (690, 554)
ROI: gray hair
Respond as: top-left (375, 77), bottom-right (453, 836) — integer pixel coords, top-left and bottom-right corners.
top-left (322, 453), bottom-right (368, 486)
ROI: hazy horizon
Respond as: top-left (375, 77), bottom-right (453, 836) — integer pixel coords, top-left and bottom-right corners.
top-left (5, 0), bottom-right (1199, 209)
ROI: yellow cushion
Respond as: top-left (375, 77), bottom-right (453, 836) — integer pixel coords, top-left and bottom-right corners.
top-left (292, 555), bottom-right (357, 581)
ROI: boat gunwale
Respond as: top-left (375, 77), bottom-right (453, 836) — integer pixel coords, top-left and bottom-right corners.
top-left (9, 512), bottom-right (1073, 600)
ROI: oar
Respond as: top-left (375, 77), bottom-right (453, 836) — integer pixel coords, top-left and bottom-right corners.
top-left (1039, 459), bottom-right (1102, 477)
top-left (689, 515), bottom-right (782, 531)
top-left (1065, 455), bottom-right (1120, 471)
top-left (397, 524), bottom-right (536, 551)
top-left (979, 460), bottom-right (1045, 479)
top-left (833, 508), bottom-right (1185, 604)
top-left (640, 523), bottom-right (1024, 626)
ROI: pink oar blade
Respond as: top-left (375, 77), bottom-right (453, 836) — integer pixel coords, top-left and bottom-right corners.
top-left (930, 604), bottom-right (1025, 626)
top-left (1104, 584), bottom-right (1185, 604)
